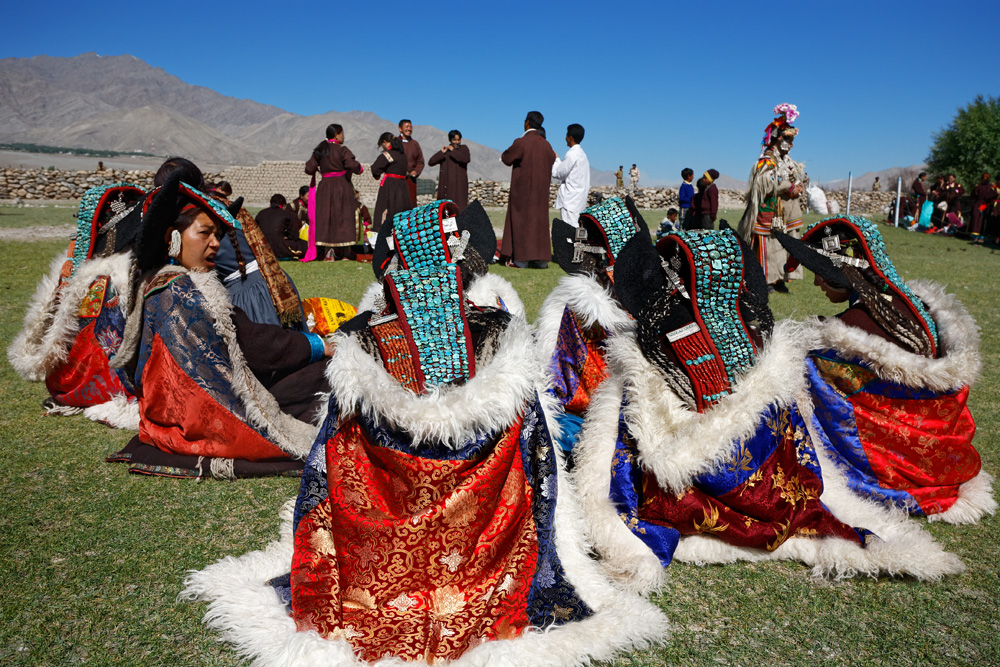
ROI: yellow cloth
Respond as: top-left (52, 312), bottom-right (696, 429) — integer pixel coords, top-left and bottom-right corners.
top-left (302, 298), bottom-right (357, 336)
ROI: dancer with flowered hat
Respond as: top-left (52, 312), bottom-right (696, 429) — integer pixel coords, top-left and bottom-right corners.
top-left (738, 103), bottom-right (806, 293)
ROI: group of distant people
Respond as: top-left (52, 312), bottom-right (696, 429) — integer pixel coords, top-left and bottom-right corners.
top-left (906, 171), bottom-right (1000, 243)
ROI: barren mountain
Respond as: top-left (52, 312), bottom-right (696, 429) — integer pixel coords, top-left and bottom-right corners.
top-left (0, 53), bottom-right (615, 183)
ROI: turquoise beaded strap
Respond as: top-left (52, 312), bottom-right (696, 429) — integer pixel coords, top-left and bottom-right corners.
top-left (672, 230), bottom-right (757, 385)
top-left (806, 216), bottom-right (938, 348)
top-left (579, 197), bottom-right (638, 262)
top-left (72, 183), bottom-right (142, 275)
top-left (385, 263), bottom-right (472, 390)
top-left (391, 200), bottom-right (458, 270)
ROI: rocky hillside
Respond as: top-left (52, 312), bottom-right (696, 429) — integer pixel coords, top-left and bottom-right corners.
top-left (0, 53), bottom-right (619, 184)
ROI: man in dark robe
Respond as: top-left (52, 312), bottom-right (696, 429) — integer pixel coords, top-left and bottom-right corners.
top-left (398, 119), bottom-right (424, 205)
top-left (256, 194), bottom-right (307, 260)
top-left (428, 130), bottom-right (471, 212)
top-left (500, 111), bottom-right (556, 268)
top-left (911, 172), bottom-right (927, 216)
top-left (970, 173), bottom-right (996, 241)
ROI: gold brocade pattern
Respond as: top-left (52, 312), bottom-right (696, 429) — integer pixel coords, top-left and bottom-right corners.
top-left (291, 418), bottom-right (542, 662)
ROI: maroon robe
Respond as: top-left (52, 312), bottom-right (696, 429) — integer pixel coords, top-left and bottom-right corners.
top-left (371, 148), bottom-right (411, 232)
top-left (500, 130), bottom-right (556, 263)
top-left (305, 143), bottom-right (363, 247)
top-left (428, 144), bottom-right (471, 212)
top-left (400, 135), bottom-right (424, 205)
top-left (970, 182), bottom-right (997, 235)
top-left (256, 205), bottom-right (307, 259)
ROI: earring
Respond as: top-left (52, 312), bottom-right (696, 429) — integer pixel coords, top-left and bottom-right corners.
top-left (168, 229), bottom-right (182, 258)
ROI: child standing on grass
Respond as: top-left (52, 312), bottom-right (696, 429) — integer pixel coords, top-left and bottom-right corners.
top-left (678, 168), bottom-right (694, 228)
top-left (657, 207), bottom-right (679, 239)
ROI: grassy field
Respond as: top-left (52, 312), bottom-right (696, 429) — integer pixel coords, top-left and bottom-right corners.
top-left (0, 206), bottom-right (997, 666)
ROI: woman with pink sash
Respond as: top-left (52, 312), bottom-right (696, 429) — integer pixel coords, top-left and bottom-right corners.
top-left (303, 123), bottom-right (363, 261)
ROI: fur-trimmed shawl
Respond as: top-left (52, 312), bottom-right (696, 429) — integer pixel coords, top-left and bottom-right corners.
top-left (181, 277), bottom-right (670, 666)
top-left (141, 266), bottom-right (318, 457)
top-left (8, 251), bottom-right (139, 429)
top-left (800, 279), bottom-right (994, 525)
top-left (9, 251), bottom-right (134, 381)
top-left (571, 320), bottom-right (965, 590)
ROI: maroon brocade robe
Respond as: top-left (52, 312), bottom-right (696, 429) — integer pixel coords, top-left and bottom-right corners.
top-left (501, 130), bottom-right (556, 263)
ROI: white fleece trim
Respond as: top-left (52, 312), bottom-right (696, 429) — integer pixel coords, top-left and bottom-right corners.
top-left (466, 272), bottom-right (525, 318)
top-left (8, 252), bottom-right (134, 382)
top-left (928, 471), bottom-right (997, 525)
top-left (609, 320), bottom-right (808, 493)
top-left (82, 394), bottom-right (140, 431)
top-left (181, 406), bottom-right (669, 666)
top-left (326, 315), bottom-right (539, 448)
top-left (176, 268), bottom-right (318, 458)
top-left (804, 280), bottom-right (981, 392)
top-left (356, 282), bottom-right (383, 313)
top-left (568, 374), bottom-right (667, 594)
top-left (643, 393), bottom-right (967, 581)
top-left (358, 273), bottom-right (524, 318)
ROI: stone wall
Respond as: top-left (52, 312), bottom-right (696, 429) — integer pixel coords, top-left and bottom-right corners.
top-left (0, 162), bottom-right (894, 217)
top-left (0, 167), bottom-right (222, 201)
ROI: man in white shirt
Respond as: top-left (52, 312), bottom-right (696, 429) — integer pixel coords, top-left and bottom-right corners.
top-left (551, 124), bottom-right (590, 227)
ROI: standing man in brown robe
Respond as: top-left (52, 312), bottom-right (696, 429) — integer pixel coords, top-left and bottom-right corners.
top-left (500, 111), bottom-right (556, 268)
top-left (398, 119), bottom-right (424, 205)
top-left (428, 130), bottom-right (470, 212)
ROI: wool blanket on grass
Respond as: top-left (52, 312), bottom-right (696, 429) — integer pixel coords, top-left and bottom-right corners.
top-left (182, 290), bottom-right (667, 666)
top-left (804, 281), bottom-right (994, 525)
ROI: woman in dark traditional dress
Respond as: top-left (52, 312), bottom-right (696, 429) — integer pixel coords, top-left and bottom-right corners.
top-left (106, 176), bottom-right (332, 479)
top-left (304, 124), bottom-right (364, 261)
top-left (370, 132), bottom-right (411, 232)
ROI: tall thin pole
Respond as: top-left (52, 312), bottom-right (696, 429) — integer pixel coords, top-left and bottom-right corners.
top-left (846, 172), bottom-right (853, 216)
top-left (894, 177), bottom-right (902, 227)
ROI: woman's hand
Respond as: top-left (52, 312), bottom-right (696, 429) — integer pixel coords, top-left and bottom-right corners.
top-left (323, 339), bottom-right (335, 357)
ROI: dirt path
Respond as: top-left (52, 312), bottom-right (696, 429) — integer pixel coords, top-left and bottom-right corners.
top-left (0, 225), bottom-right (74, 241)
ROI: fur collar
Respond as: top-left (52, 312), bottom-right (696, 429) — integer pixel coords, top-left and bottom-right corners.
top-left (9, 251), bottom-right (134, 381)
top-left (326, 313), bottom-right (540, 448)
top-left (608, 319), bottom-right (807, 493)
top-left (803, 280), bottom-right (980, 391)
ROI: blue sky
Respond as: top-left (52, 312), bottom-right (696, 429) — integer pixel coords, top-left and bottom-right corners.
top-left (4, 1), bottom-right (998, 185)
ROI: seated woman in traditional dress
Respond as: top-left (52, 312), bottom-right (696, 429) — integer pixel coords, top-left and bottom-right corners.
top-left (106, 176), bottom-right (331, 479)
top-left (9, 183), bottom-right (147, 429)
top-left (570, 226), bottom-right (964, 593)
top-left (182, 200), bottom-right (668, 666)
top-left (156, 159), bottom-right (306, 330)
top-left (303, 123), bottom-right (364, 261)
top-left (774, 217), bottom-right (994, 524)
top-left (370, 132), bottom-right (410, 233)
top-left (536, 196), bottom-right (646, 454)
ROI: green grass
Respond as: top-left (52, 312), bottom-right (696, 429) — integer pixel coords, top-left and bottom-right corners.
top-left (1, 208), bottom-right (998, 666)
top-left (0, 203), bottom-right (79, 229)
